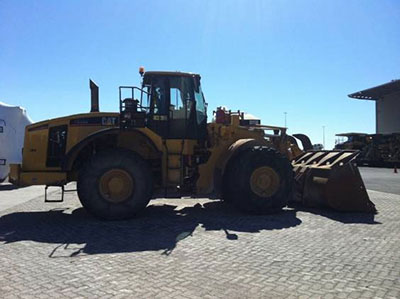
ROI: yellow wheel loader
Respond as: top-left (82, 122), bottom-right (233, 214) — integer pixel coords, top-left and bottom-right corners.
top-left (9, 69), bottom-right (376, 220)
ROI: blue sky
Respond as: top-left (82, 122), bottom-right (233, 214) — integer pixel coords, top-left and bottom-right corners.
top-left (1, 0), bottom-right (399, 149)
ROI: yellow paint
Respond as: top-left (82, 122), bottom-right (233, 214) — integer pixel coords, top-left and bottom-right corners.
top-left (99, 169), bottom-right (134, 203)
top-left (19, 172), bottom-right (67, 186)
top-left (17, 109), bottom-right (302, 194)
top-left (195, 123), bottom-right (270, 194)
top-left (8, 164), bottom-right (21, 184)
top-left (249, 166), bottom-right (280, 197)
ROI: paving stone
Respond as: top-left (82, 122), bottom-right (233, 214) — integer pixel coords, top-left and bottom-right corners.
top-left (0, 190), bottom-right (399, 298)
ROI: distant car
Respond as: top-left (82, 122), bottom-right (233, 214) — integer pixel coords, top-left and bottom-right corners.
top-left (313, 143), bottom-right (324, 150)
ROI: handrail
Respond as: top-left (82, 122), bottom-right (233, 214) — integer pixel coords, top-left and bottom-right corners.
top-left (119, 86), bottom-right (151, 112)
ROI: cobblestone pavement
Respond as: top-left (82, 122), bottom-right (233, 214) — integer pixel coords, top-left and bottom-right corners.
top-left (0, 188), bottom-right (399, 298)
top-left (0, 182), bottom-right (45, 212)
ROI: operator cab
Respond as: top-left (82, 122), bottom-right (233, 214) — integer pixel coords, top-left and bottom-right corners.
top-left (120, 69), bottom-right (207, 141)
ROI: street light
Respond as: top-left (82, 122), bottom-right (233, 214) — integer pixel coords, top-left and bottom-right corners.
top-left (323, 126), bottom-right (326, 149)
top-left (284, 112), bottom-right (287, 128)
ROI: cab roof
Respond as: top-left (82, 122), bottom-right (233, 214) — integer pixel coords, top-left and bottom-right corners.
top-left (144, 71), bottom-right (200, 78)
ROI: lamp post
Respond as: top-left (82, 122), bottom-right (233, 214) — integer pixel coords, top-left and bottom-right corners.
top-left (323, 126), bottom-right (326, 149)
top-left (284, 112), bottom-right (287, 128)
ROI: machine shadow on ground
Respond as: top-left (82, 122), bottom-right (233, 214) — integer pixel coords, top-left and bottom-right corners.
top-left (0, 201), bottom-right (302, 257)
top-left (289, 202), bottom-right (380, 224)
top-left (0, 184), bottom-right (20, 191)
top-left (0, 199), bottom-right (380, 258)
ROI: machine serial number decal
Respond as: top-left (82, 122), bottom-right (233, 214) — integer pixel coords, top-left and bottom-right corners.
top-left (70, 117), bottom-right (119, 126)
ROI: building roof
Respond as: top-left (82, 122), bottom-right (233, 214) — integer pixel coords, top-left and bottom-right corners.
top-left (348, 79), bottom-right (400, 100)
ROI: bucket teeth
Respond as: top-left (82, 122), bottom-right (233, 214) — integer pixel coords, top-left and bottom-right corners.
top-left (292, 150), bottom-right (377, 213)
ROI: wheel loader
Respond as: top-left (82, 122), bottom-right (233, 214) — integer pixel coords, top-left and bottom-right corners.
top-left (8, 68), bottom-right (376, 220)
top-left (335, 132), bottom-right (400, 167)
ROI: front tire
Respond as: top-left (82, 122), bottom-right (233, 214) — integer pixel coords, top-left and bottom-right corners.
top-left (77, 149), bottom-right (153, 220)
top-left (223, 146), bottom-right (293, 214)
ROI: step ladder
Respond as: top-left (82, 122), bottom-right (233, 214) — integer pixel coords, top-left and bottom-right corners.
top-left (164, 140), bottom-right (185, 195)
top-left (166, 152), bottom-right (182, 185)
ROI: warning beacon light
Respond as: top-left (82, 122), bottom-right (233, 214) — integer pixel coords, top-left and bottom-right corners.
top-left (139, 66), bottom-right (145, 77)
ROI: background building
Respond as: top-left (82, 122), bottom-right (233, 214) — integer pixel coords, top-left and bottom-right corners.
top-left (349, 80), bottom-right (400, 134)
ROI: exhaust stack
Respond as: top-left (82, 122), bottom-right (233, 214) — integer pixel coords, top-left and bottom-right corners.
top-left (90, 79), bottom-right (99, 113)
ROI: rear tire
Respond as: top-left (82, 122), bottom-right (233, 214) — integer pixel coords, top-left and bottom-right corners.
top-left (77, 149), bottom-right (153, 220)
top-left (223, 146), bottom-right (293, 214)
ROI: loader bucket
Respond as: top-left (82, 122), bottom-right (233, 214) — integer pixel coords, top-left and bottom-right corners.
top-left (292, 150), bottom-right (377, 213)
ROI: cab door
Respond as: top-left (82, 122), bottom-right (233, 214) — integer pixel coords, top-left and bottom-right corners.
top-left (147, 76), bottom-right (197, 140)
top-left (168, 80), bottom-right (196, 139)
top-left (146, 76), bottom-right (170, 138)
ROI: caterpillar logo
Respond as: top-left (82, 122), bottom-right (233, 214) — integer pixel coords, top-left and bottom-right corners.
top-left (101, 116), bottom-right (118, 126)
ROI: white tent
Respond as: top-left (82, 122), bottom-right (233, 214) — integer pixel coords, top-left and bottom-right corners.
top-left (0, 102), bottom-right (32, 182)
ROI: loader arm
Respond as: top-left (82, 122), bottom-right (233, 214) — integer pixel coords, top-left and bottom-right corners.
top-left (293, 134), bottom-right (313, 151)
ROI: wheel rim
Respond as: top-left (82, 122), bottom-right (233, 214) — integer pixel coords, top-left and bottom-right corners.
top-left (250, 166), bottom-right (280, 198)
top-left (99, 169), bottom-right (134, 203)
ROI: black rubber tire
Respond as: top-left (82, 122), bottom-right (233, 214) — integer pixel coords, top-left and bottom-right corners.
top-left (77, 149), bottom-right (153, 220)
top-left (222, 146), bottom-right (293, 214)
